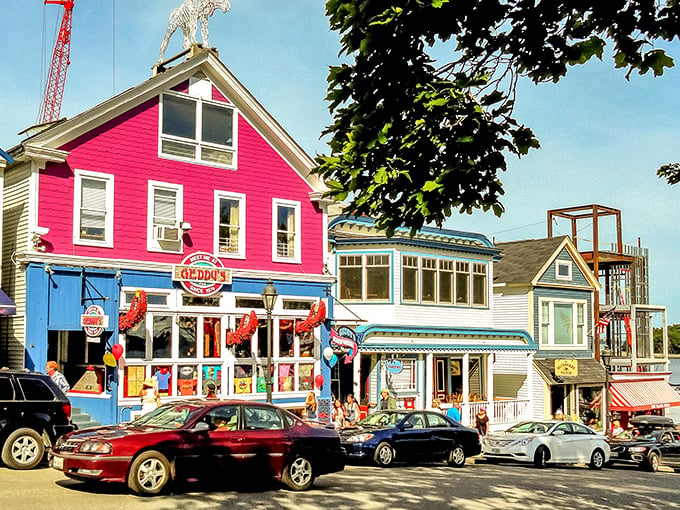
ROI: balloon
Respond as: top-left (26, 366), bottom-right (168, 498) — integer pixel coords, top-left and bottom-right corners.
top-left (103, 352), bottom-right (117, 367)
top-left (111, 343), bottom-right (124, 360)
top-left (314, 374), bottom-right (324, 389)
top-left (323, 346), bottom-right (334, 361)
top-left (329, 354), bottom-right (338, 367)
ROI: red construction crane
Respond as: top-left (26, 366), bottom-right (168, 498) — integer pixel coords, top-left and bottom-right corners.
top-left (38, 0), bottom-right (74, 124)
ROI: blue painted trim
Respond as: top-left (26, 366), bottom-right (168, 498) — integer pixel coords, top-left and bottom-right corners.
top-left (0, 148), bottom-right (13, 164)
top-left (355, 324), bottom-right (536, 347)
top-left (361, 343), bottom-right (537, 352)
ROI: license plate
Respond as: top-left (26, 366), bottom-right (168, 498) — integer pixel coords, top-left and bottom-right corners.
top-left (610, 452), bottom-right (618, 458)
top-left (52, 456), bottom-right (63, 470)
top-left (492, 448), bottom-right (500, 454)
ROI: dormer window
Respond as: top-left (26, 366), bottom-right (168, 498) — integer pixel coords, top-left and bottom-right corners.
top-left (556, 260), bottom-right (572, 281)
top-left (160, 92), bottom-right (236, 167)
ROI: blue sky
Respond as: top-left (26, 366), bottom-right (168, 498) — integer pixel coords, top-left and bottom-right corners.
top-left (1, 1), bottom-right (679, 323)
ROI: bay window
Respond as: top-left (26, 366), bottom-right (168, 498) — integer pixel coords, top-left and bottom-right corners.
top-left (539, 299), bottom-right (588, 347)
top-left (338, 253), bottom-right (391, 302)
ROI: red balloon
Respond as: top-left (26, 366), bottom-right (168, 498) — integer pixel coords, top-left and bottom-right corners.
top-left (314, 374), bottom-right (324, 389)
top-left (111, 343), bottom-right (124, 360)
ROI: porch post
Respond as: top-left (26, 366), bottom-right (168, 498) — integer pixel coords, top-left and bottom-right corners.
top-left (353, 351), bottom-right (361, 402)
top-left (425, 352), bottom-right (433, 410)
top-left (462, 353), bottom-right (470, 424)
top-left (527, 352), bottom-right (534, 420)
top-left (486, 353), bottom-right (494, 424)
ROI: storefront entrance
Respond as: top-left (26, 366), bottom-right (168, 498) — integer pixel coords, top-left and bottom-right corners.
top-left (47, 330), bottom-right (108, 394)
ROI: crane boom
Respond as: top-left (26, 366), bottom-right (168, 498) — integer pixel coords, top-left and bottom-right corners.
top-left (38, 0), bottom-right (74, 124)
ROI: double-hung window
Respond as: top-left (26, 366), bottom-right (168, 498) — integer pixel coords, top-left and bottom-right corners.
top-left (160, 92), bottom-right (236, 167)
top-left (73, 169), bottom-right (114, 247)
top-left (273, 199), bottom-right (300, 263)
top-left (472, 263), bottom-right (487, 306)
top-left (402, 255), bottom-right (419, 302)
top-left (338, 254), bottom-right (391, 301)
top-left (148, 181), bottom-right (183, 252)
top-left (455, 261), bottom-right (470, 305)
top-left (214, 191), bottom-right (245, 258)
top-left (539, 299), bottom-right (587, 347)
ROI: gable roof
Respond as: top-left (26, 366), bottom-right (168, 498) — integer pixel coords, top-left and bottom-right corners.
top-left (8, 47), bottom-right (326, 193)
top-left (494, 236), bottom-right (599, 289)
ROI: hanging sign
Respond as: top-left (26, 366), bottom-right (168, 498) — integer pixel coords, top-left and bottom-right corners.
top-left (330, 326), bottom-right (360, 364)
top-left (81, 305), bottom-right (109, 337)
top-left (554, 359), bottom-right (579, 377)
top-left (385, 359), bottom-right (404, 374)
top-left (172, 252), bottom-right (231, 296)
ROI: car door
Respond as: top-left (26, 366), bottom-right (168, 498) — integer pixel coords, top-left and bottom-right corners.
top-left (548, 422), bottom-right (578, 462)
top-left (236, 405), bottom-right (291, 477)
top-left (658, 431), bottom-right (680, 467)
top-left (425, 412), bottom-right (457, 459)
top-left (392, 412), bottom-right (432, 461)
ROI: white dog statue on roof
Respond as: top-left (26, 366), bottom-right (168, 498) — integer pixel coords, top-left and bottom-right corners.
top-left (158, 0), bottom-right (232, 63)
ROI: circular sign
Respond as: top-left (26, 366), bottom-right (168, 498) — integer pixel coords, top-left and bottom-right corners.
top-left (385, 359), bottom-right (404, 374)
top-left (173, 252), bottom-right (230, 296)
top-left (82, 305), bottom-right (106, 337)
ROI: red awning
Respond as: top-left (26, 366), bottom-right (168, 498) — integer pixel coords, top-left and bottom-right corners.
top-left (609, 380), bottom-right (680, 412)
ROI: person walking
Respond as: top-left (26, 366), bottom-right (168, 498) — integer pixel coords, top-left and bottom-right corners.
top-left (378, 388), bottom-right (397, 410)
top-left (474, 407), bottom-right (489, 436)
top-left (344, 394), bottom-right (361, 426)
top-left (305, 391), bottom-right (318, 420)
top-left (446, 402), bottom-right (461, 422)
top-left (45, 361), bottom-right (70, 393)
top-left (140, 378), bottom-right (160, 415)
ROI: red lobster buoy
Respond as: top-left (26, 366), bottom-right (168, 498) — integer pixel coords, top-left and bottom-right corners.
top-left (119, 290), bottom-right (147, 331)
top-left (295, 300), bottom-right (326, 335)
top-left (226, 310), bottom-right (258, 345)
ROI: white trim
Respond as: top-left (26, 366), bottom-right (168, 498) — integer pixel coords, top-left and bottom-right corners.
top-left (555, 260), bottom-right (572, 281)
top-left (272, 198), bottom-right (301, 264)
top-left (213, 190), bottom-right (246, 259)
top-left (73, 169), bottom-right (115, 248)
top-left (537, 297), bottom-right (588, 349)
top-left (147, 180), bottom-right (184, 254)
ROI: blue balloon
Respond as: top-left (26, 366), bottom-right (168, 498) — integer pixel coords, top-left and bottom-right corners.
top-left (329, 354), bottom-right (338, 367)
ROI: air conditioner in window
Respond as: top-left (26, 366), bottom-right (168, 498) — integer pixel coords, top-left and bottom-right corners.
top-left (153, 225), bottom-right (181, 242)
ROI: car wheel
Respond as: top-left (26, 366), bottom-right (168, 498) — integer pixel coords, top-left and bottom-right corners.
top-left (589, 449), bottom-right (605, 470)
top-left (282, 455), bottom-right (314, 491)
top-left (533, 446), bottom-right (550, 468)
top-left (374, 442), bottom-right (395, 467)
top-left (1, 428), bottom-right (44, 470)
top-left (447, 444), bottom-right (466, 468)
top-left (646, 452), bottom-right (660, 473)
top-left (127, 451), bottom-right (171, 496)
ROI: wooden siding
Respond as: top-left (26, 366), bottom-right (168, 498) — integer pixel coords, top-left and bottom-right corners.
top-left (493, 352), bottom-right (529, 399)
top-left (531, 364), bottom-right (548, 419)
top-left (538, 247), bottom-right (591, 287)
top-left (1, 163), bottom-right (30, 368)
top-left (493, 288), bottom-right (530, 330)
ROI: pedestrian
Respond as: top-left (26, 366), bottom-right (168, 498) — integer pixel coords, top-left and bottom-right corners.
top-left (45, 361), bottom-right (70, 393)
top-left (474, 407), bottom-right (489, 436)
top-left (305, 391), bottom-right (318, 420)
top-left (332, 398), bottom-right (345, 429)
top-left (554, 408), bottom-right (565, 420)
top-left (429, 398), bottom-right (444, 413)
top-left (446, 401), bottom-right (462, 422)
top-left (378, 388), bottom-right (396, 410)
top-left (344, 393), bottom-right (361, 426)
top-left (611, 419), bottom-right (624, 437)
top-left (140, 378), bottom-right (160, 414)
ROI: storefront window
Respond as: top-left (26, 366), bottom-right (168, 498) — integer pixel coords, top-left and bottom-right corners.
top-left (278, 364), bottom-right (295, 392)
top-left (125, 317), bottom-right (146, 359)
top-left (234, 365), bottom-right (253, 394)
top-left (182, 294), bottom-right (220, 307)
top-left (124, 365), bottom-right (146, 398)
top-left (153, 316), bottom-right (172, 358)
top-left (256, 365), bottom-right (267, 393)
top-left (201, 365), bottom-right (221, 396)
top-left (152, 365), bottom-right (172, 396)
top-left (279, 319), bottom-right (294, 357)
top-left (299, 364), bottom-right (314, 391)
top-left (203, 317), bottom-right (221, 358)
top-left (300, 331), bottom-right (314, 357)
top-left (177, 365), bottom-right (197, 395)
top-left (233, 315), bottom-right (253, 358)
top-left (178, 316), bottom-right (197, 357)
top-left (579, 387), bottom-right (603, 431)
top-left (257, 319), bottom-right (267, 358)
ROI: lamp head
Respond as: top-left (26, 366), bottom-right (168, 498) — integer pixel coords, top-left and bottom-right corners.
top-left (261, 279), bottom-right (278, 312)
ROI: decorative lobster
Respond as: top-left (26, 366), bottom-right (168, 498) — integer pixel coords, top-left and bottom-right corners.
top-left (226, 310), bottom-right (258, 345)
top-left (295, 300), bottom-right (326, 335)
top-left (119, 290), bottom-right (148, 331)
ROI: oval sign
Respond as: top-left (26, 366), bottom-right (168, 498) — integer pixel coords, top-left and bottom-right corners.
top-left (385, 359), bottom-right (403, 374)
top-left (172, 252), bottom-right (231, 296)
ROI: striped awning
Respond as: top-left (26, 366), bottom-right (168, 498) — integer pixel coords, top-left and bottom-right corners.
top-left (609, 380), bottom-right (680, 412)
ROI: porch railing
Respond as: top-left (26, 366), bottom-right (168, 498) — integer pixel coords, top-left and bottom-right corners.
top-left (459, 399), bottom-right (530, 427)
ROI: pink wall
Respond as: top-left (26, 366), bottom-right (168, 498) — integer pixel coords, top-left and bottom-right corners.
top-left (38, 89), bottom-right (324, 274)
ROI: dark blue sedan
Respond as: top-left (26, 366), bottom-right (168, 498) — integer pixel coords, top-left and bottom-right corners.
top-left (339, 410), bottom-right (481, 467)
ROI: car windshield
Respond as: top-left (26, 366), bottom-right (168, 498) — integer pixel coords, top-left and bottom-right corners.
top-left (615, 430), bottom-right (660, 441)
top-left (505, 421), bottom-right (552, 434)
top-left (132, 403), bottom-right (203, 429)
top-left (357, 411), bottom-right (409, 428)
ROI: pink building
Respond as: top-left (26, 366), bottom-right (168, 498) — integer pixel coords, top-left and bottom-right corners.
top-left (1, 47), bottom-right (333, 425)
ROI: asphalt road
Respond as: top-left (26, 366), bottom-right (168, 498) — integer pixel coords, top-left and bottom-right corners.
top-left (1, 459), bottom-right (679, 510)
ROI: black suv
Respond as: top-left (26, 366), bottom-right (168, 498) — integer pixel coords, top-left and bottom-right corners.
top-left (0, 369), bottom-right (76, 469)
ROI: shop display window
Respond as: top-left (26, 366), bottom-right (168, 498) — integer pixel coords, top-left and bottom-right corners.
top-left (278, 364), bottom-right (295, 392)
top-left (177, 365), bottom-right (197, 396)
top-left (123, 365), bottom-right (146, 398)
top-left (202, 365), bottom-right (222, 396)
top-left (257, 320), bottom-right (267, 358)
top-left (300, 331), bottom-right (314, 357)
top-left (279, 319), bottom-right (294, 357)
top-left (153, 316), bottom-right (172, 358)
top-left (256, 365), bottom-right (267, 393)
top-left (204, 317), bottom-right (221, 358)
top-left (234, 365), bottom-right (253, 394)
top-left (125, 318), bottom-right (146, 359)
top-left (152, 365), bottom-right (172, 396)
top-left (299, 364), bottom-right (314, 391)
top-left (178, 316), bottom-right (197, 358)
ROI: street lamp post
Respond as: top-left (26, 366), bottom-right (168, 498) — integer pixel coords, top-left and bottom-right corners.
top-left (261, 279), bottom-right (278, 404)
top-left (601, 347), bottom-right (613, 437)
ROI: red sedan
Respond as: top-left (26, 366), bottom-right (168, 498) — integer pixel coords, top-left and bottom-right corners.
top-left (50, 400), bottom-right (345, 495)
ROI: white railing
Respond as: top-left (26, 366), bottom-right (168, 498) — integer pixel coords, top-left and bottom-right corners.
top-left (459, 399), bottom-right (530, 427)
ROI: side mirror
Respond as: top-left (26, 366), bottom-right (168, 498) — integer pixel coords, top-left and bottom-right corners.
top-left (192, 422), bottom-right (210, 433)
top-left (553, 430), bottom-right (565, 436)
top-left (401, 422), bottom-right (414, 430)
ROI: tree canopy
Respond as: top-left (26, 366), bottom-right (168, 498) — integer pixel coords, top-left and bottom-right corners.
top-left (316, 0), bottom-right (680, 235)
top-left (654, 324), bottom-right (680, 354)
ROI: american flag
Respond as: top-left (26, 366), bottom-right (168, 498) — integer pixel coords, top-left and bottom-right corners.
top-left (596, 310), bottom-right (615, 335)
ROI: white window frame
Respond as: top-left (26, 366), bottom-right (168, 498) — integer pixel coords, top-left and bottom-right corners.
top-left (159, 91), bottom-right (238, 169)
top-left (272, 199), bottom-right (301, 263)
top-left (538, 298), bottom-right (588, 349)
top-left (214, 191), bottom-right (246, 259)
top-left (556, 260), bottom-right (573, 281)
top-left (147, 181), bottom-right (183, 253)
top-left (338, 253), bottom-right (392, 302)
top-left (388, 358), bottom-right (417, 391)
top-left (73, 169), bottom-right (114, 248)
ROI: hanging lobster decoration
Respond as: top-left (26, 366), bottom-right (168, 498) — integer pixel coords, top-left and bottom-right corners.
top-left (295, 300), bottom-right (326, 335)
top-left (119, 290), bottom-right (148, 331)
top-left (226, 310), bottom-right (258, 345)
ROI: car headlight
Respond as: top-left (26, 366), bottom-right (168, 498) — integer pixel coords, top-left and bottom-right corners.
top-left (516, 438), bottom-right (535, 446)
top-left (628, 446), bottom-right (647, 453)
top-left (347, 433), bottom-right (374, 443)
top-left (78, 441), bottom-right (113, 454)
top-left (54, 436), bottom-right (65, 449)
